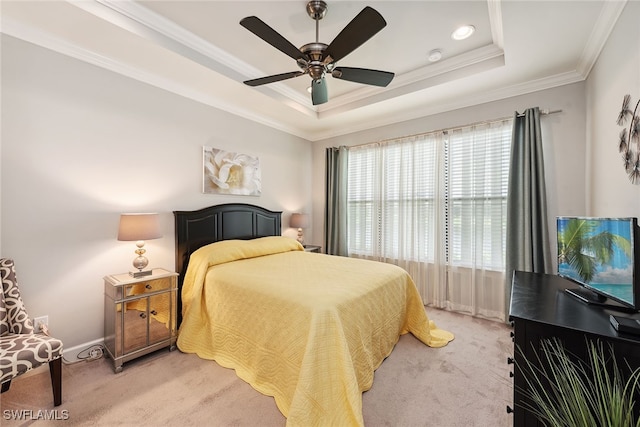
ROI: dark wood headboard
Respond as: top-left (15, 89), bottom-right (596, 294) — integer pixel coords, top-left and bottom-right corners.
top-left (173, 203), bottom-right (282, 325)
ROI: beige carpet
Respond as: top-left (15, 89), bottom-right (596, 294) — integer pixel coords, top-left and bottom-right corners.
top-left (1, 309), bottom-right (513, 426)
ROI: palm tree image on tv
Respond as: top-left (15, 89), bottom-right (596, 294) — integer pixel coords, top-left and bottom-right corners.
top-left (557, 218), bottom-right (634, 303)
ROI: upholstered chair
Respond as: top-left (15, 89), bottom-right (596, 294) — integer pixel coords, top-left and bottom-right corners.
top-left (0, 258), bottom-right (63, 406)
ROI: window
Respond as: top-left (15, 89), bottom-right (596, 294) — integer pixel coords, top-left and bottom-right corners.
top-left (347, 120), bottom-right (512, 272)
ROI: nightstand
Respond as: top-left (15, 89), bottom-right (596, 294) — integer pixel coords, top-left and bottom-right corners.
top-left (103, 268), bottom-right (178, 373)
top-left (303, 245), bottom-right (321, 253)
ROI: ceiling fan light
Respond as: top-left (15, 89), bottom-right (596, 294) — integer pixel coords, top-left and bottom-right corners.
top-left (240, 3), bottom-right (392, 105)
top-left (451, 25), bottom-right (475, 41)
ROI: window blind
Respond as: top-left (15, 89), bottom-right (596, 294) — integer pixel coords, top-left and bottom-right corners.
top-left (347, 119), bottom-right (512, 271)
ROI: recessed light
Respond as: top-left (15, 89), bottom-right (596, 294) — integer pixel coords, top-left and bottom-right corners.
top-left (428, 49), bottom-right (442, 62)
top-left (451, 25), bottom-right (475, 41)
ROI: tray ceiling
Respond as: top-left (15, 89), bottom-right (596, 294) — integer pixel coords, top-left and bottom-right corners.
top-left (0, 1), bottom-right (627, 140)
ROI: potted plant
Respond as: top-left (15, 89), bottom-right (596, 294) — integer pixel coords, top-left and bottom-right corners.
top-left (516, 338), bottom-right (640, 426)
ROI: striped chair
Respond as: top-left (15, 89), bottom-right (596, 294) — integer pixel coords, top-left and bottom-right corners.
top-left (0, 258), bottom-right (63, 406)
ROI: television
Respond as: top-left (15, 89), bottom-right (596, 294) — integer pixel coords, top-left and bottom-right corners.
top-left (557, 216), bottom-right (640, 312)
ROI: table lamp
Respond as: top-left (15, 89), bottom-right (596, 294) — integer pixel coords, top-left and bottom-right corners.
top-left (290, 213), bottom-right (309, 245)
top-left (117, 213), bottom-right (162, 277)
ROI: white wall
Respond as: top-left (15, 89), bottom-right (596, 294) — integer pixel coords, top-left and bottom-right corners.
top-left (0, 35), bottom-right (312, 354)
top-left (311, 82), bottom-right (589, 259)
top-left (587, 0), bottom-right (640, 216)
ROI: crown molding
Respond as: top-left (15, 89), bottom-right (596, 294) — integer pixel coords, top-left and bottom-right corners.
top-left (1, 16), bottom-right (313, 140)
top-left (1, 0), bottom-right (611, 143)
top-left (72, 0), bottom-right (509, 118)
top-left (487, 0), bottom-right (505, 49)
top-left (319, 44), bottom-right (505, 116)
top-left (72, 0), bottom-right (314, 111)
top-left (1, 13), bottom-right (588, 143)
top-left (307, 70), bottom-right (585, 141)
top-left (576, 0), bottom-right (627, 78)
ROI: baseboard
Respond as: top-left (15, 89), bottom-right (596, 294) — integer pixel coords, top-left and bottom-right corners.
top-left (63, 338), bottom-right (105, 363)
top-left (11, 339), bottom-right (106, 379)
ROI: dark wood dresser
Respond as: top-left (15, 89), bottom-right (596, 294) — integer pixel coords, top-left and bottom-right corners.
top-left (508, 271), bottom-right (640, 426)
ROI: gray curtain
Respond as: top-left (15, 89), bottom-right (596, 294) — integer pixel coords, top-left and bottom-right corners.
top-left (324, 146), bottom-right (349, 256)
top-left (505, 107), bottom-right (552, 313)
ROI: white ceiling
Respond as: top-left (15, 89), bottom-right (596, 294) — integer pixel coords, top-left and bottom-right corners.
top-left (0, 1), bottom-right (627, 141)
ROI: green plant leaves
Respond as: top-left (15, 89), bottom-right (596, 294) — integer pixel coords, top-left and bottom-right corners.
top-left (516, 338), bottom-right (640, 427)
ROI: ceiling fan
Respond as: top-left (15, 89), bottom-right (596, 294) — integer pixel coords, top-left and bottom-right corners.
top-left (240, 0), bottom-right (394, 106)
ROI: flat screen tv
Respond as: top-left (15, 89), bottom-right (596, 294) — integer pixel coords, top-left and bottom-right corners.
top-left (557, 216), bottom-right (640, 312)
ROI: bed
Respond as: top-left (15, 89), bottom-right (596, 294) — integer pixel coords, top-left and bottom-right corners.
top-left (174, 203), bottom-right (453, 426)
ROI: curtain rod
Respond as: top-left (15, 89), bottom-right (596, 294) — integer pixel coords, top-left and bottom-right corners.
top-left (516, 108), bottom-right (562, 117)
top-left (347, 109), bottom-right (562, 149)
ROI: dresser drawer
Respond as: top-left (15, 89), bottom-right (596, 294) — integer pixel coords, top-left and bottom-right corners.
top-left (122, 277), bottom-right (172, 300)
top-left (104, 270), bottom-right (176, 301)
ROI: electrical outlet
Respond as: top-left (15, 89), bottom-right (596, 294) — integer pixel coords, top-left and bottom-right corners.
top-left (33, 315), bottom-right (48, 332)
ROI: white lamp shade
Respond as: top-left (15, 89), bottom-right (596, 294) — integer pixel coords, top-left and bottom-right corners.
top-left (117, 213), bottom-right (162, 241)
top-left (290, 213), bottom-right (309, 229)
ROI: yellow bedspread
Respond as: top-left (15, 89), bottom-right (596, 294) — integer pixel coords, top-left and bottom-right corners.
top-left (177, 236), bottom-right (454, 426)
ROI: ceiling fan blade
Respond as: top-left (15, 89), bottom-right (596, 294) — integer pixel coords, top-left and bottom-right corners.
top-left (243, 71), bottom-right (304, 87)
top-left (332, 67), bottom-right (394, 87)
top-left (311, 78), bottom-right (328, 105)
top-left (322, 7), bottom-right (386, 63)
top-left (240, 16), bottom-right (306, 61)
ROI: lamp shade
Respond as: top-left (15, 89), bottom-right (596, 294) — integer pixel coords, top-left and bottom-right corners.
top-left (290, 213), bottom-right (309, 229)
top-left (117, 213), bottom-right (162, 241)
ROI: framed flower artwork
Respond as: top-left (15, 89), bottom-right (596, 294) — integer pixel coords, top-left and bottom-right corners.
top-left (202, 146), bottom-right (262, 195)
